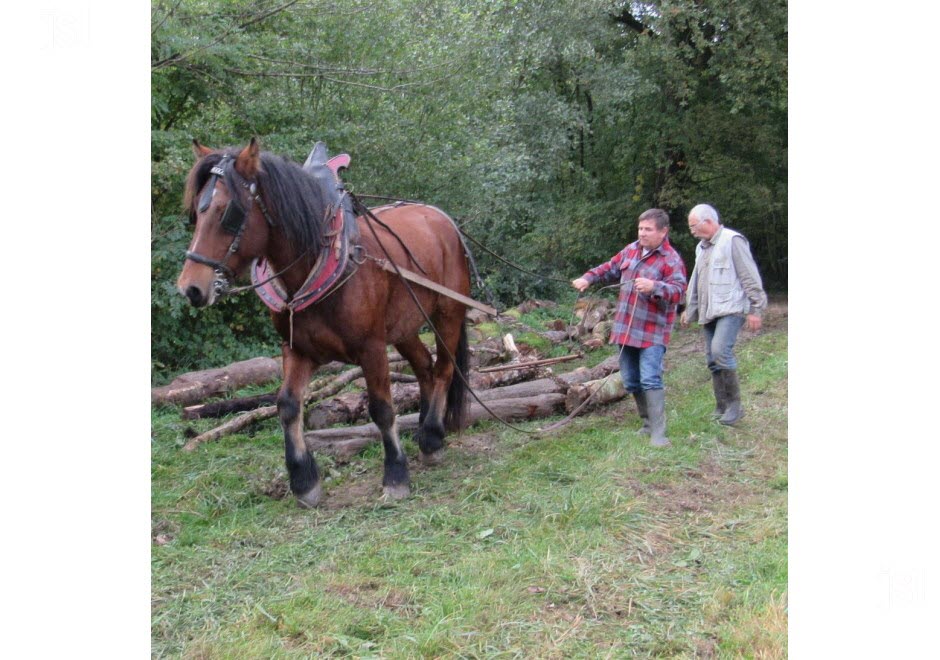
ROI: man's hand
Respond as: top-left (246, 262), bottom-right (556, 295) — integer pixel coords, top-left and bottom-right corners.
top-left (746, 313), bottom-right (762, 332)
top-left (680, 311), bottom-right (689, 326)
top-left (634, 277), bottom-right (656, 295)
top-left (571, 277), bottom-right (590, 292)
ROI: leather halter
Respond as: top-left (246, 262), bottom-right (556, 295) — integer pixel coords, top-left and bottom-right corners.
top-left (184, 156), bottom-right (274, 280)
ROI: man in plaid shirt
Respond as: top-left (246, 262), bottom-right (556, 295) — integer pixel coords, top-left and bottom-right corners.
top-left (572, 208), bottom-right (687, 447)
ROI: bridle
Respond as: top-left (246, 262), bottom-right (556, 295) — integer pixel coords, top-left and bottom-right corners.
top-left (185, 155), bottom-right (276, 290)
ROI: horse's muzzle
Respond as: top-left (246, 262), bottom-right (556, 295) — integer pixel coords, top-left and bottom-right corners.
top-left (183, 284), bottom-right (208, 308)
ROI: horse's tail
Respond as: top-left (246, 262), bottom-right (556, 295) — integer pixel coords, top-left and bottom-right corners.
top-left (444, 319), bottom-right (470, 432)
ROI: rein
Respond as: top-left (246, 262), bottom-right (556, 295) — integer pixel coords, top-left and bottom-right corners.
top-left (350, 193), bottom-right (641, 436)
top-left (354, 196), bottom-right (611, 436)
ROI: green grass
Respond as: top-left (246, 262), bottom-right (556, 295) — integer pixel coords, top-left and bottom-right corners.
top-left (152, 319), bottom-right (787, 658)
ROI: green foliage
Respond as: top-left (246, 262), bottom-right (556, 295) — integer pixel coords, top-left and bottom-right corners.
top-left (151, 0), bottom-right (786, 379)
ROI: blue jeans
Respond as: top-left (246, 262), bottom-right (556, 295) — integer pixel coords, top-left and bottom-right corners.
top-left (703, 314), bottom-right (746, 372)
top-left (619, 344), bottom-right (666, 393)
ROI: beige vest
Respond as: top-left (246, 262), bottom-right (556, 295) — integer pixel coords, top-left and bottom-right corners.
top-left (695, 227), bottom-right (749, 320)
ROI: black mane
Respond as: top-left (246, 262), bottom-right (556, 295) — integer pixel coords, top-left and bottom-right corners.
top-left (186, 149), bottom-right (335, 257)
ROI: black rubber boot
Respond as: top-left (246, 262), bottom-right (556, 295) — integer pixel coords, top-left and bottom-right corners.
top-left (711, 370), bottom-right (728, 419)
top-left (645, 388), bottom-right (670, 447)
top-left (718, 370), bottom-right (743, 425)
top-left (632, 391), bottom-right (650, 436)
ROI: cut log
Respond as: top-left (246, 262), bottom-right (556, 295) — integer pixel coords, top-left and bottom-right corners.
top-left (542, 330), bottom-right (570, 343)
top-left (155, 352), bottom-right (415, 410)
top-left (180, 355), bottom-right (612, 450)
top-left (181, 367), bottom-right (405, 422)
top-left (152, 357), bottom-right (282, 407)
top-left (182, 404), bottom-right (278, 451)
top-left (183, 366), bottom-right (367, 451)
top-left (564, 374), bottom-right (626, 413)
top-left (555, 355), bottom-right (619, 385)
top-left (477, 353), bottom-right (582, 373)
top-left (183, 392), bottom-right (278, 420)
top-left (503, 333), bottom-right (520, 358)
top-left (474, 377), bottom-right (567, 402)
top-left (304, 393), bottom-right (567, 457)
top-left (305, 368), bottom-right (557, 429)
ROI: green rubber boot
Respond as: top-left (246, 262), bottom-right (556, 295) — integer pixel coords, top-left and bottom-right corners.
top-left (632, 391), bottom-right (650, 436)
top-left (645, 388), bottom-right (670, 447)
top-left (718, 370), bottom-right (743, 426)
top-left (711, 370), bottom-right (728, 419)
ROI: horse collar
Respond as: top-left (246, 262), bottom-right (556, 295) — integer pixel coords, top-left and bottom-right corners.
top-left (251, 202), bottom-right (354, 314)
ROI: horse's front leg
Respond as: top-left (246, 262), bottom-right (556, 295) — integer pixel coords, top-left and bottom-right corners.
top-left (361, 343), bottom-right (410, 499)
top-left (278, 343), bottom-right (321, 508)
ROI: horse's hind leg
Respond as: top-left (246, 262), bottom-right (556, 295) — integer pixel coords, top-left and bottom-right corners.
top-left (416, 313), bottom-right (467, 465)
top-left (278, 344), bottom-right (321, 508)
top-left (394, 335), bottom-right (438, 460)
top-left (361, 343), bottom-right (410, 499)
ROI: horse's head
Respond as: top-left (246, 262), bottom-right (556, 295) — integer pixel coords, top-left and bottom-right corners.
top-left (177, 138), bottom-right (273, 307)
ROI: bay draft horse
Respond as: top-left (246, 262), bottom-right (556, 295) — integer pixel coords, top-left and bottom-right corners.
top-left (176, 138), bottom-right (470, 507)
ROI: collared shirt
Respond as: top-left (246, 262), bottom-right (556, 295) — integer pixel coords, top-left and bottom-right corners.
top-left (583, 238), bottom-right (687, 348)
top-left (686, 226), bottom-right (767, 324)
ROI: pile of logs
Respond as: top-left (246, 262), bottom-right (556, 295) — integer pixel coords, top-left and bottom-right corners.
top-left (151, 298), bottom-right (626, 456)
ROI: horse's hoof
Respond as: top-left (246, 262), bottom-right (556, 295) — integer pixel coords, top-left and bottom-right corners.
top-left (418, 450), bottom-right (444, 466)
top-left (295, 483), bottom-right (323, 509)
top-left (381, 483), bottom-right (410, 501)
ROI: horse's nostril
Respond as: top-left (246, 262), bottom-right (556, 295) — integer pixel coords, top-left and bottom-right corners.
top-left (185, 286), bottom-right (206, 307)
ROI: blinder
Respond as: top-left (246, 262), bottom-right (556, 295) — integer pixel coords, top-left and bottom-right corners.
top-left (220, 196), bottom-right (246, 235)
top-left (197, 163), bottom-right (227, 213)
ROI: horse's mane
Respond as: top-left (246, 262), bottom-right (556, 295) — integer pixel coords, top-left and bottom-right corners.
top-left (184, 149), bottom-right (332, 257)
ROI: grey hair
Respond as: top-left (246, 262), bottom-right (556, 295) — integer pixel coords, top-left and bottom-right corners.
top-left (689, 203), bottom-right (720, 225)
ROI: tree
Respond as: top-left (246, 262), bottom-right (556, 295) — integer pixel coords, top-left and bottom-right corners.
top-left (150, 0), bottom-right (787, 381)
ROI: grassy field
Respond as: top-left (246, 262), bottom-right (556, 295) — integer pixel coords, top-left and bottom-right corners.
top-left (152, 308), bottom-right (787, 658)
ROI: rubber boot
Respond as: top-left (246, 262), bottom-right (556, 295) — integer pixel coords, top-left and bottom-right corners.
top-left (645, 388), bottom-right (670, 447)
top-left (718, 370), bottom-right (743, 425)
top-left (632, 391), bottom-right (650, 436)
top-left (711, 370), bottom-right (728, 419)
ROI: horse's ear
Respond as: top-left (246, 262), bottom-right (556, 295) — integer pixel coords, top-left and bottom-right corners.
top-left (192, 139), bottom-right (213, 159)
top-left (236, 137), bottom-right (261, 178)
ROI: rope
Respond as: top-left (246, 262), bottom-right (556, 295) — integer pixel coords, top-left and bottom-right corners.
top-left (355, 199), bottom-right (638, 436)
top-left (223, 247), bottom-right (313, 297)
top-left (356, 201), bottom-right (547, 434)
top-left (458, 228), bottom-right (573, 285)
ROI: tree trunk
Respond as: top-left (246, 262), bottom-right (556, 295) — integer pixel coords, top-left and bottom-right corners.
top-left (305, 370), bottom-right (575, 430)
top-left (304, 393), bottom-right (567, 457)
top-left (183, 393), bottom-right (278, 420)
top-left (564, 375), bottom-right (626, 413)
top-left (152, 357), bottom-right (282, 407)
top-left (180, 355), bottom-right (623, 451)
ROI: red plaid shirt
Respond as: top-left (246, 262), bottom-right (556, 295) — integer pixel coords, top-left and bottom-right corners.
top-left (583, 238), bottom-right (687, 348)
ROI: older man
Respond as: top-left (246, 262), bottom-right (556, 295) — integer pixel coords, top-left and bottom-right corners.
top-left (681, 203), bottom-right (768, 425)
top-left (572, 208), bottom-right (686, 447)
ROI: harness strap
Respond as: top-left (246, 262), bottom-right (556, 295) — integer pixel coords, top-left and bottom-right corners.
top-left (250, 203), bottom-right (352, 313)
top-left (184, 250), bottom-right (235, 279)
